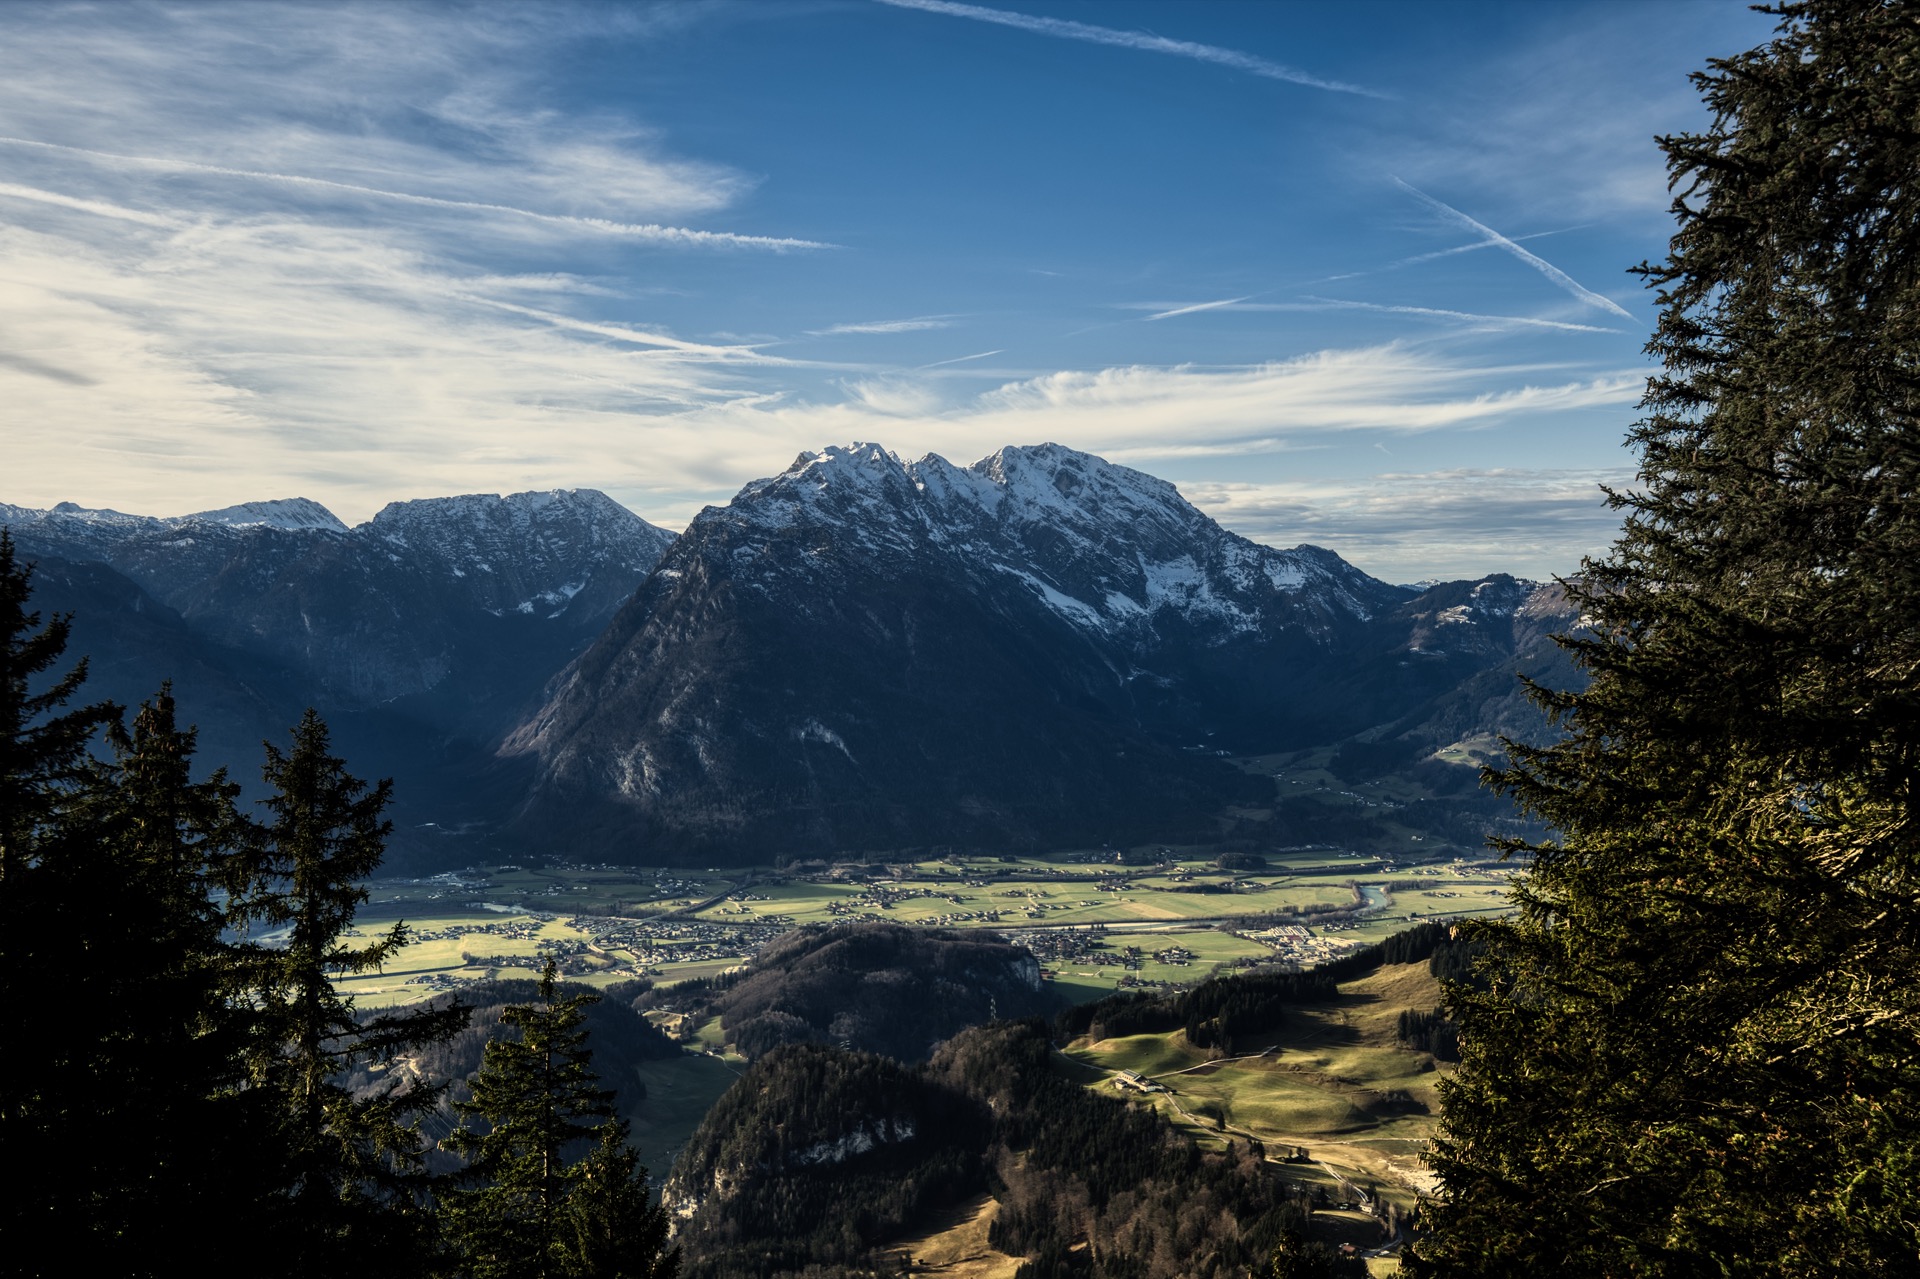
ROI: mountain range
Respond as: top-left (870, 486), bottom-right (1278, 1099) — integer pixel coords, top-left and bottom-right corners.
top-left (4, 443), bottom-right (1573, 866)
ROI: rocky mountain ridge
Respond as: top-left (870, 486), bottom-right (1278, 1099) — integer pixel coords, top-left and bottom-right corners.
top-left (5, 445), bottom-right (1574, 866)
top-left (505, 443), bottom-right (1570, 860)
top-left (3, 489), bottom-right (675, 856)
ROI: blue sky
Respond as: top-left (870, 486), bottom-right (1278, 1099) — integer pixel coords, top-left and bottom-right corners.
top-left (0, 0), bottom-right (1773, 580)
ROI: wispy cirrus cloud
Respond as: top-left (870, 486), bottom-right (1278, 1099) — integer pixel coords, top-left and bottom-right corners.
top-left (0, 208), bottom-right (800, 517)
top-left (872, 0), bottom-right (1381, 97)
top-left (0, 2), bottom-right (842, 519)
top-left (0, 136), bottom-right (826, 250)
top-left (0, 179), bottom-right (181, 227)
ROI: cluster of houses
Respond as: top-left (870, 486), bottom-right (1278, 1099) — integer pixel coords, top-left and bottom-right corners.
top-left (564, 914), bottom-right (786, 971)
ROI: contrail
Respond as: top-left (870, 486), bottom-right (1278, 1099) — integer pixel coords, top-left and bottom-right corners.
top-left (1390, 178), bottom-right (1632, 320)
top-left (919, 349), bottom-right (1004, 368)
top-left (454, 294), bottom-right (782, 359)
top-left (1301, 297), bottom-right (1620, 333)
top-left (1145, 296), bottom-right (1254, 321)
top-left (0, 135), bottom-right (830, 250)
top-left (873, 0), bottom-right (1383, 98)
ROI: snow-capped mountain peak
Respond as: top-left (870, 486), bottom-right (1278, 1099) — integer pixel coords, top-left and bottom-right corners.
top-left (704, 441), bottom-right (1397, 640)
top-left (186, 498), bottom-right (348, 533)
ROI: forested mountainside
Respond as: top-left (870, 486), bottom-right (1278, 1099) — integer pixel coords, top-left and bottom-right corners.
top-left (340, 976), bottom-right (684, 1162)
top-left (666, 1024), bottom-right (1308, 1279)
top-left (709, 922), bottom-right (1060, 1060)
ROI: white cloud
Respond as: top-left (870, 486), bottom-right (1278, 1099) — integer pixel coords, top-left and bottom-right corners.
top-left (603, 344), bottom-right (1645, 527)
top-left (0, 135), bottom-right (825, 250)
top-left (0, 4), bottom-right (795, 236)
top-left (0, 2), bottom-right (838, 520)
top-left (0, 209), bottom-right (784, 518)
top-left (1182, 468), bottom-right (1636, 581)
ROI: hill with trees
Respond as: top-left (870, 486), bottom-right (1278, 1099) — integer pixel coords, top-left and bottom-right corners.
top-left (666, 1020), bottom-right (1323, 1279)
top-left (710, 921), bottom-right (1061, 1061)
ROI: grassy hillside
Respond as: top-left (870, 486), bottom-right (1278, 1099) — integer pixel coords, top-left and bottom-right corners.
top-left (1066, 958), bottom-right (1450, 1215)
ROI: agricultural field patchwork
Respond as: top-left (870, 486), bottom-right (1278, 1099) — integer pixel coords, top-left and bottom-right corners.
top-left (335, 843), bottom-right (1510, 1009)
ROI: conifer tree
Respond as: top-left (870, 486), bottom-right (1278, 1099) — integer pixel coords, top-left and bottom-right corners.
top-left (565, 1125), bottom-right (680, 1279)
top-left (61, 689), bottom-right (262, 1265)
top-left (233, 708), bottom-right (467, 1275)
top-left (1411, 3), bottom-right (1920, 1274)
top-left (443, 961), bottom-right (677, 1279)
top-left (0, 531), bottom-right (121, 1256)
top-left (0, 530), bottom-right (118, 880)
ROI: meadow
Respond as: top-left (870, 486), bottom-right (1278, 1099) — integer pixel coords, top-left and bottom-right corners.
top-left (1062, 958), bottom-right (1453, 1277)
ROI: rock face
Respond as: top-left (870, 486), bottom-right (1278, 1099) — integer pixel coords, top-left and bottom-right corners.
top-left (505, 443), bottom-right (1561, 859)
top-left (1347, 580), bottom-right (1582, 775)
top-left (2, 491), bottom-right (674, 848)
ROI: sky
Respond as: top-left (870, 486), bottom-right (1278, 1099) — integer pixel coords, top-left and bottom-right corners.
top-left (0, 0), bottom-right (1776, 582)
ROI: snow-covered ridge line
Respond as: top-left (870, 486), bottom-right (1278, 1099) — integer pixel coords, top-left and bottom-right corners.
top-left (707, 440), bottom-right (1396, 639)
top-left (190, 497), bottom-right (349, 533)
top-left (3, 488), bottom-right (670, 543)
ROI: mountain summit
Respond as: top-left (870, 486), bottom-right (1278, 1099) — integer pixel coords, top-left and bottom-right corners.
top-left (505, 443), bottom-right (1496, 858)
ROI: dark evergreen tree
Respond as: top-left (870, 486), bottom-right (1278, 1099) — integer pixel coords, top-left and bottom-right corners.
top-left (233, 708), bottom-right (467, 1275)
top-left (0, 530), bottom-right (118, 880)
top-left (59, 689), bottom-right (264, 1268)
top-left (442, 960), bottom-right (677, 1279)
top-left (0, 531), bottom-right (121, 1260)
top-left (1412, 3), bottom-right (1920, 1274)
top-left (1270, 1230), bottom-right (1367, 1279)
top-left (564, 1123), bottom-right (681, 1279)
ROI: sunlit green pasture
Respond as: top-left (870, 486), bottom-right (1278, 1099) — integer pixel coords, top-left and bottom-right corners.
top-left (1066, 959), bottom-right (1452, 1214)
top-left (338, 850), bottom-right (1509, 1009)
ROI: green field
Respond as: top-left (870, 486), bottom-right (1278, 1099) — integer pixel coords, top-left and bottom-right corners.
top-left (331, 846), bottom-right (1509, 1010)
